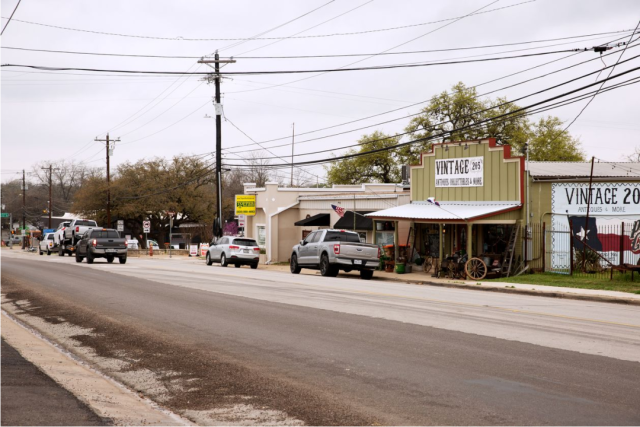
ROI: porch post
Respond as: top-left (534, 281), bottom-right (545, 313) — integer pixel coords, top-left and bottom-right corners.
top-left (466, 222), bottom-right (473, 258)
top-left (372, 220), bottom-right (377, 245)
top-left (394, 221), bottom-right (399, 262)
top-left (438, 223), bottom-right (443, 260)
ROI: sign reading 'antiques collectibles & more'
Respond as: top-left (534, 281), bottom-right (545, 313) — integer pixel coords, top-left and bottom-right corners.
top-left (235, 195), bottom-right (256, 216)
top-left (435, 156), bottom-right (483, 187)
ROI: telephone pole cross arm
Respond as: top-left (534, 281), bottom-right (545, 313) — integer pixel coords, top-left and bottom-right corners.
top-left (198, 53), bottom-right (236, 238)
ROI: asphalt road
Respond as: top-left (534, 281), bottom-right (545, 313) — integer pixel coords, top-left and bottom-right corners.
top-left (3, 252), bottom-right (640, 425)
top-left (1, 338), bottom-right (106, 426)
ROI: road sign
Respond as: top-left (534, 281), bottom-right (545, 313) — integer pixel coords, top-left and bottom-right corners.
top-left (143, 220), bottom-right (151, 233)
top-left (117, 220), bottom-right (124, 232)
top-left (0, 213), bottom-right (8, 218)
top-left (235, 195), bottom-right (256, 216)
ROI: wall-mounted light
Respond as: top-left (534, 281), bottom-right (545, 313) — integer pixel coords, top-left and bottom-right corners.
top-left (464, 143), bottom-right (469, 150)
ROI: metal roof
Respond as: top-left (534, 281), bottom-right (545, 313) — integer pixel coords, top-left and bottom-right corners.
top-left (366, 201), bottom-right (521, 221)
top-left (528, 162), bottom-right (640, 179)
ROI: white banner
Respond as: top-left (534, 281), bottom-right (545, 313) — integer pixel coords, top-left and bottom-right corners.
top-left (435, 156), bottom-right (483, 187)
top-left (199, 243), bottom-right (209, 257)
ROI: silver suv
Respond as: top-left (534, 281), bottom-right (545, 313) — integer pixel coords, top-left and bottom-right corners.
top-left (206, 236), bottom-right (261, 269)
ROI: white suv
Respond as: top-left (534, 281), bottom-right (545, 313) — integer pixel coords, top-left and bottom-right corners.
top-left (39, 233), bottom-right (55, 255)
top-left (206, 236), bottom-right (260, 269)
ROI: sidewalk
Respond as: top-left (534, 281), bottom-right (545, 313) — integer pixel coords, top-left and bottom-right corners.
top-left (260, 263), bottom-right (640, 306)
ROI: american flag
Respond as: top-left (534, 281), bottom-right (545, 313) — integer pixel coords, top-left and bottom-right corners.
top-left (331, 204), bottom-right (346, 218)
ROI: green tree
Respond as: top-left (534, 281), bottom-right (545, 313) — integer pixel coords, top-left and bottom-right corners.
top-left (326, 131), bottom-right (401, 185)
top-left (526, 116), bottom-right (585, 161)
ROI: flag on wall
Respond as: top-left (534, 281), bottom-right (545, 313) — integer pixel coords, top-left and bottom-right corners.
top-left (568, 216), bottom-right (603, 251)
top-left (427, 197), bottom-right (440, 206)
top-left (331, 204), bottom-right (346, 218)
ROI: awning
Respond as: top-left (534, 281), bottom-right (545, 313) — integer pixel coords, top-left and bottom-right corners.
top-left (366, 201), bottom-right (521, 222)
top-left (333, 211), bottom-right (373, 230)
top-left (294, 213), bottom-right (330, 227)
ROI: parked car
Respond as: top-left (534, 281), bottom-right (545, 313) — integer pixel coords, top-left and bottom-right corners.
top-left (290, 229), bottom-right (380, 280)
top-left (127, 239), bottom-right (139, 250)
top-left (75, 228), bottom-right (128, 264)
top-left (206, 236), bottom-right (260, 269)
top-left (146, 239), bottom-right (160, 250)
top-left (39, 233), bottom-right (55, 255)
top-left (53, 221), bottom-right (71, 246)
top-left (4, 235), bottom-right (21, 246)
top-left (60, 219), bottom-right (98, 256)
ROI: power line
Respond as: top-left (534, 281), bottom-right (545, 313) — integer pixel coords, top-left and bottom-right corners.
top-left (0, 0), bottom-right (22, 36)
top-left (0, 1), bottom-right (535, 42)
top-left (0, 49), bottom-right (583, 76)
top-left (222, 67), bottom-right (640, 168)
top-left (4, 29), bottom-right (632, 59)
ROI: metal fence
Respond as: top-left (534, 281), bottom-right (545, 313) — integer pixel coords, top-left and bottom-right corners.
top-left (522, 220), bottom-right (640, 279)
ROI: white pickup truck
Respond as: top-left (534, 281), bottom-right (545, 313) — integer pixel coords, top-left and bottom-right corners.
top-left (290, 229), bottom-right (380, 280)
top-left (59, 219), bottom-right (98, 256)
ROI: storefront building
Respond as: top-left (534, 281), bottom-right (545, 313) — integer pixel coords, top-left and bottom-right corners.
top-left (367, 137), bottom-right (640, 277)
top-left (243, 182), bottom-right (410, 263)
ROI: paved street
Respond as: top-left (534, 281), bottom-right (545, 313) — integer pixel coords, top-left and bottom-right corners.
top-left (2, 250), bottom-right (640, 425)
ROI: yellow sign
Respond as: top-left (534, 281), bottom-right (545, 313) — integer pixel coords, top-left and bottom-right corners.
top-left (235, 195), bottom-right (256, 216)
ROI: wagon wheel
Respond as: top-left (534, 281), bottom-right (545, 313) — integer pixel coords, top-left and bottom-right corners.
top-left (465, 257), bottom-right (487, 280)
top-left (423, 257), bottom-right (433, 273)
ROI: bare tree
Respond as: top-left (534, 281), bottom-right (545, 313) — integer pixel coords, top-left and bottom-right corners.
top-left (627, 146), bottom-right (640, 162)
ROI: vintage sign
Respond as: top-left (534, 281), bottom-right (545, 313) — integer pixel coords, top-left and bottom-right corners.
top-left (551, 183), bottom-right (640, 268)
top-left (435, 156), bottom-right (483, 187)
top-left (235, 195), bottom-right (256, 216)
top-left (631, 220), bottom-right (640, 255)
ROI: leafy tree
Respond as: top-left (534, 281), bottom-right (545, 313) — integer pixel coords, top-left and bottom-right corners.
top-left (326, 131), bottom-right (400, 185)
top-left (525, 116), bottom-right (585, 161)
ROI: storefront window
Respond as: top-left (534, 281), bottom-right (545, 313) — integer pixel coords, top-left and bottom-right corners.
top-left (482, 225), bottom-right (510, 254)
top-left (376, 231), bottom-right (394, 247)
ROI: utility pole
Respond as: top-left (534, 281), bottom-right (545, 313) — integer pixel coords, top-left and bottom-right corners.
top-left (41, 164), bottom-right (57, 229)
top-left (582, 156), bottom-right (595, 272)
top-left (198, 52), bottom-right (236, 238)
top-left (95, 134), bottom-right (120, 227)
top-left (291, 123), bottom-right (295, 187)
top-left (22, 169), bottom-right (25, 249)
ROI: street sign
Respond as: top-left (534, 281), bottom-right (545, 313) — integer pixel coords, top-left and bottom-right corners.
top-left (117, 220), bottom-right (124, 232)
top-left (0, 213), bottom-right (8, 218)
top-left (235, 195), bottom-right (256, 216)
top-left (143, 220), bottom-right (151, 233)
top-left (238, 214), bottom-right (246, 228)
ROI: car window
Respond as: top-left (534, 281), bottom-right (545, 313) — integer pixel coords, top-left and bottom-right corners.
top-left (47, 234), bottom-right (54, 240)
top-left (75, 220), bottom-right (97, 226)
top-left (323, 231), bottom-right (360, 243)
top-left (91, 231), bottom-right (120, 238)
top-left (233, 238), bottom-right (258, 247)
top-left (304, 232), bottom-right (316, 244)
top-left (311, 232), bottom-right (323, 243)
top-left (218, 237), bottom-right (227, 245)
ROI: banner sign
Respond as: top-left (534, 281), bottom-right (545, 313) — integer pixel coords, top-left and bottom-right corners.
top-left (189, 245), bottom-right (198, 257)
top-left (435, 156), bottom-right (483, 187)
top-left (551, 183), bottom-right (640, 269)
top-left (200, 243), bottom-right (209, 257)
top-left (235, 195), bottom-right (256, 216)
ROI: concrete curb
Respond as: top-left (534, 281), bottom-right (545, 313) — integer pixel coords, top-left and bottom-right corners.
top-left (367, 274), bottom-right (640, 306)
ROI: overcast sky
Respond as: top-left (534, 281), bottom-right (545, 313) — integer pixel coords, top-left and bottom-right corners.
top-left (2, 0), bottom-right (639, 184)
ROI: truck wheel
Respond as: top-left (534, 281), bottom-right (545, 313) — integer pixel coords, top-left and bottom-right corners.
top-left (220, 253), bottom-right (228, 267)
top-left (47, 249), bottom-right (51, 256)
top-left (59, 247), bottom-right (65, 256)
top-left (206, 252), bottom-right (213, 266)
top-left (290, 254), bottom-right (301, 274)
top-left (119, 256), bottom-right (127, 264)
top-left (86, 252), bottom-right (94, 264)
top-left (39, 248), bottom-right (43, 255)
top-left (107, 256), bottom-right (114, 263)
top-left (320, 254), bottom-right (338, 277)
top-left (75, 255), bottom-right (83, 263)
top-left (360, 270), bottom-right (374, 280)
top-left (250, 263), bottom-right (258, 270)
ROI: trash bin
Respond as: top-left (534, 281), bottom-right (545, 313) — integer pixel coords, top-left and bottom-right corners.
top-left (395, 263), bottom-right (405, 274)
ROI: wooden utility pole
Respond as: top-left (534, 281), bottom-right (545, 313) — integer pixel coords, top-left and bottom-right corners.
top-left (41, 164), bottom-right (57, 229)
top-left (198, 53), bottom-right (236, 238)
top-left (582, 156), bottom-right (595, 272)
top-left (22, 169), bottom-right (26, 249)
top-left (291, 123), bottom-right (295, 187)
top-left (95, 134), bottom-right (120, 227)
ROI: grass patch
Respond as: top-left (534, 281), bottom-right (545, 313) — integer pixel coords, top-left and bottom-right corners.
top-left (488, 272), bottom-right (640, 294)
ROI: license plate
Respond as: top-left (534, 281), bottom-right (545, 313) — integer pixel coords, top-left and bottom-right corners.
top-left (243, 249), bottom-right (250, 253)
top-left (105, 249), bottom-right (116, 253)
top-left (353, 259), bottom-right (362, 265)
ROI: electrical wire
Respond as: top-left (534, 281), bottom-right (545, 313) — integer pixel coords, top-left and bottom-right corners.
top-left (0, 0), bottom-right (22, 35)
top-left (3, 29), bottom-right (633, 59)
top-left (0, 1), bottom-right (535, 42)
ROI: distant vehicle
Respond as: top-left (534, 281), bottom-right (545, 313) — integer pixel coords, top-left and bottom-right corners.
top-left (75, 228), bottom-right (128, 264)
top-left (54, 221), bottom-right (71, 246)
top-left (39, 233), bottom-right (55, 255)
top-left (4, 235), bottom-right (21, 246)
top-left (146, 239), bottom-right (160, 250)
top-left (206, 236), bottom-right (260, 269)
top-left (127, 239), bottom-right (139, 250)
top-left (290, 229), bottom-right (380, 280)
top-left (60, 219), bottom-right (98, 256)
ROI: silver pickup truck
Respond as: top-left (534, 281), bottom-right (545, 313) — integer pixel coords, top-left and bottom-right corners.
top-left (290, 229), bottom-right (380, 280)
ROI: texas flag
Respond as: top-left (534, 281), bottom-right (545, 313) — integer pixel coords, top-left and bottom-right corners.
top-left (427, 197), bottom-right (440, 207)
top-left (331, 204), bottom-right (346, 218)
top-left (569, 216), bottom-right (603, 251)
